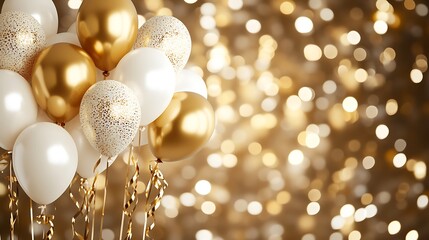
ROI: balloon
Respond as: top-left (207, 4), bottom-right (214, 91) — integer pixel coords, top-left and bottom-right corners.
top-left (1, 0), bottom-right (58, 36)
top-left (45, 32), bottom-right (80, 47)
top-left (134, 16), bottom-right (191, 72)
top-left (148, 92), bottom-right (215, 162)
top-left (13, 122), bottom-right (78, 205)
top-left (65, 116), bottom-right (117, 179)
top-left (176, 69), bottom-right (208, 99)
top-left (80, 80), bottom-right (141, 158)
top-left (32, 43), bottom-right (97, 123)
top-left (77, 0), bottom-right (138, 71)
top-left (0, 70), bottom-right (38, 150)
top-left (0, 11), bottom-right (46, 80)
top-left (112, 47), bottom-right (176, 126)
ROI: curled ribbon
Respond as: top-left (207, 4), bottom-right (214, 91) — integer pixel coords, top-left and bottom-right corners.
top-left (122, 146), bottom-right (140, 240)
top-left (7, 151), bottom-right (18, 240)
top-left (36, 206), bottom-right (54, 240)
top-left (143, 159), bottom-right (168, 240)
top-left (0, 150), bottom-right (11, 172)
top-left (70, 157), bottom-right (100, 240)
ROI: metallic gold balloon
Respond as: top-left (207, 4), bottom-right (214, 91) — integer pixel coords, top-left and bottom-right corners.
top-left (32, 43), bottom-right (96, 123)
top-left (148, 92), bottom-right (215, 162)
top-left (76, 0), bottom-right (138, 71)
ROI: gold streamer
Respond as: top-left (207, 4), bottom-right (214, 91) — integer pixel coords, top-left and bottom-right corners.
top-left (70, 157), bottom-right (100, 240)
top-left (143, 159), bottom-right (168, 240)
top-left (0, 150), bottom-right (11, 172)
top-left (36, 205), bottom-right (54, 240)
top-left (99, 159), bottom-right (110, 238)
top-left (120, 145), bottom-right (140, 240)
top-left (7, 151), bottom-right (18, 240)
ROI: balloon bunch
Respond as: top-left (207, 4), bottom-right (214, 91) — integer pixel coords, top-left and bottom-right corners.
top-left (0, 0), bottom-right (215, 239)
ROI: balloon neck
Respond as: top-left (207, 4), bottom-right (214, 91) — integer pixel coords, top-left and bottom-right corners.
top-left (55, 122), bottom-right (65, 128)
top-left (102, 71), bottom-right (110, 79)
top-left (156, 158), bottom-right (163, 164)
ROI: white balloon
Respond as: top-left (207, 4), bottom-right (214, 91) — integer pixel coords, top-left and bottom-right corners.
top-left (176, 69), bottom-right (208, 99)
top-left (112, 47), bottom-right (176, 126)
top-left (13, 122), bottom-right (78, 205)
top-left (46, 32), bottom-right (80, 47)
top-left (65, 116), bottom-right (116, 179)
top-left (1, 0), bottom-right (58, 36)
top-left (67, 21), bottom-right (76, 33)
top-left (0, 70), bottom-right (38, 150)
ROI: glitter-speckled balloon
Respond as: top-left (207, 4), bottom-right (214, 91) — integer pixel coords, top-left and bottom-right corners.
top-left (0, 11), bottom-right (46, 80)
top-left (80, 80), bottom-right (141, 158)
top-left (134, 16), bottom-right (191, 72)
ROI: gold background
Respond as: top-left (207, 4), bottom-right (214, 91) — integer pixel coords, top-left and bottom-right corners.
top-left (1, 0), bottom-right (429, 239)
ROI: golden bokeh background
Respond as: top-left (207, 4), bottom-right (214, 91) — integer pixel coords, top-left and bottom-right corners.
top-left (1, 0), bottom-right (429, 239)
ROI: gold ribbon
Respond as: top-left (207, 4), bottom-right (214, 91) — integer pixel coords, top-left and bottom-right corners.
top-left (122, 145), bottom-right (140, 240)
top-left (36, 205), bottom-right (54, 240)
top-left (143, 159), bottom-right (168, 240)
top-left (6, 151), bottom-right (18, 240)
top-left (0, 150), bottom-right (11, 171)
top-left (70, 157), bottom-right (100, 240)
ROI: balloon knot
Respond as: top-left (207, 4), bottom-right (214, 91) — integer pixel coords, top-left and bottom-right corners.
top-left (102, 71), bottom-right (110, 79)
top-left (156, 158), bottom-right (163, 164)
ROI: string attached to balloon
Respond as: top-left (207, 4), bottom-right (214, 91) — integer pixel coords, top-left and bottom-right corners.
top-left (99, 159), bottom-right (111, 238)
top-left (36, 205), bottom-right (54, 240)
top-left (5, 151), bottom-right (18, 240)
top-left (70, 175), bottom-right (97, 240)
top-left (119, 144), bottom-right (140, 239)
top-left (142, 159), bottom-right (168, 240)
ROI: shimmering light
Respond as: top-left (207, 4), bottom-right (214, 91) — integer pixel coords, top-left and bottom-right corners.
top-left (286, 95), bottom-right (302, 110)
top-left (417, 195), bottom-right (428, 209)
top-left (354, 208), bottom-right (366, 222)
top-left (354, 68), bottom-right (368, 82)
top-left (365, 204), bottom-right (378, 218)
top-left (304, 44), bottom-right (322, 61)
top-left (348, 230), bottom-right (361, 240)
top-left (298, 87), bottom-right (315, 101)
top-left (227, 0), bottom-right (243, 10)
top-left (342, 96), bottom-right (358, 112)
top-left (393, 153), bottom-right (407, 168)
top-left (375, 124), bottom-right (389, 139)
top-left (354, 48), bottom-right (367, 61)
top-left (307, 202), bottom-right (320, 215)
top-left (320, 8), bottom-right (334, 21)
top-left (308, 189), bottom-right (321, 201)
top-left (195, 180), bottom-right (212, 195)
top-left (362, 156), bottom-right (375, 169)
top-left (288, 149), bottom-right (304, 165)
top-left (324, 44), bottom-right (338, 59)
top-left (385, 99), bottom-right (398, 115)
top-left (410, 69), bottom-right (423, 83)
top-left (246, 19), bottom-right (262, 34)
top-left (347, 31), bottom-right (361, 45)
top-left (329, 232), bottom-right (343, 240)
top-left (340, 204), bottom-right (355, 218)
top-left (248, 201), bottom-right (263, 215)
top-left (280, 1), bottom-right (295, 15)
top-left (196, 229), bottom-right (213, 240)
top-left (180, 192), bottom-right (196, 207)
top-left (295, 16), bottom-right (314, 34)
top-left (406, 230), bottom-right (419, 240)
top-left (68, 0), bottom-right (82, 9)
top-left (388, 220), bottom-right (401, 235)
top-left (413, 161), bottom-right (427, 179)
top-left (331, 215), bottom-right (346, 230)
top-left (366, 105), bottom-right (378, 118)
top-left (201, 201), bottom-right (216, 215)
top-left (184, 0), bottom-right (198, 3)
top-left (323, 80), bottom-right (337, 94)
top-left (394, 139), bottom-right (407, 152)
top-left (416, 4), bottom-right (429, 16)
top-left (374, 20), bottom-right (388, 34)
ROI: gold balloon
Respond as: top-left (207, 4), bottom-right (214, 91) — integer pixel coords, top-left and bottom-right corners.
top-left (77, 0), bottom-right (138, 71)
top-left (148, 92), bottom-right (215, 162)
top-left (32, 43), bottom-right (96, 123)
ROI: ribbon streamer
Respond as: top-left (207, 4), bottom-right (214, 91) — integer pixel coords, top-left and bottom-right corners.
top-left (142, 159), bottom-right (168, 240)
top-left (119, 145), bottom-right (140, 240)
top-left (36, 205), bottom-right (54, 240)
top-left (7, 151), bottom-right (18, 240)
top-left (70, 157), bottom-right (100, 240)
